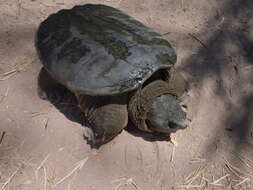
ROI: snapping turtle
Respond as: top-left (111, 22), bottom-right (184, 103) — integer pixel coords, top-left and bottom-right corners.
top-left (35, 4), bottom-right (188, 145)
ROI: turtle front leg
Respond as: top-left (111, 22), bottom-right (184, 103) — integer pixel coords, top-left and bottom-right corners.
top-left (76, 94), bottom-right (128, 145)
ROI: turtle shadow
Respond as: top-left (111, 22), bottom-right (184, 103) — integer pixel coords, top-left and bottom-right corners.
top-left (37, 67), bottom-right (85, 125)
top-left (125, 122), bottom-right (171, 142)
top-left (37, 67), bottom-right (171, 145)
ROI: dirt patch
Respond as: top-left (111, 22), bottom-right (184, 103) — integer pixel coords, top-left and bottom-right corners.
top-left (0, 0), bottom-right (253, 189)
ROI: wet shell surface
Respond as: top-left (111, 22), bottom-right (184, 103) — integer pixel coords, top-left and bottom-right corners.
top-left (36, 4), bottom-right (177, 95)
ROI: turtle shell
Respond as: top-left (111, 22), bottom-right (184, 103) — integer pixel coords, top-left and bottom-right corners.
top-left (35, 4), bottom-right (177, 95)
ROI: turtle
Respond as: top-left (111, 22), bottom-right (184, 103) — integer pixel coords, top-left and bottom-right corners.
top-left (35, 4), bottom-right (188, 145)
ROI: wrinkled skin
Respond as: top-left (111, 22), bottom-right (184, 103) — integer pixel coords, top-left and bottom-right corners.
top-left (76, 93), bottom-right (128, 146)
top-left (144, 70), bottom-right (188, 134)
top-left (128, 73), bottom-right (188, 136)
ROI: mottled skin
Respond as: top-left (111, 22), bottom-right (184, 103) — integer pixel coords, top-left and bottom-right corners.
top-left (36, 4), bottom-right (188, 145)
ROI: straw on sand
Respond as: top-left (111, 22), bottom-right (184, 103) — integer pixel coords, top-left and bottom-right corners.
top-left (0, 166), bottom-right (22, 190)
top-left (0, 58), bottom-right (34, 81)
top-left (55, 157), bottom-right (88, 186)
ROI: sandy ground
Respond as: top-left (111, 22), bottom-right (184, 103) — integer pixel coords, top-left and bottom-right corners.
top-left (0, 0), bottom-right (253, 189)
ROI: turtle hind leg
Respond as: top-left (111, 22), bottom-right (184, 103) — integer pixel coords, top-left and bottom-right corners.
top-left (38, 68), bottom-right (85, 125)
top-left (77, 94), bottom-right (128, 146)
top-left (37, 67), bottom-right (70, 103)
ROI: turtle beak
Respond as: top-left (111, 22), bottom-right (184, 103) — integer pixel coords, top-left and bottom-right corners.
top-left (168, 120), bottom-right (187, 132)
top-left (177, 120), bottom-right (187, 129)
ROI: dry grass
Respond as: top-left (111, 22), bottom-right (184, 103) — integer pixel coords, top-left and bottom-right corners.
top-left (0, 135), bottom-right (37, 189)
top-left (0, 165), bottom-right (23, 190)
top-left (31, 112), bottom-right (47, 117)
top-left (55, 157), bottom-right (89, 186)
top-left (170, 144), bottom-right (176, 162)
top-left (178, 164), bottom-right (207, 189)
top-left (43, 166), bottom-right (47, 190)
top-left (179, 153), bottom-right (253, 189)
top-left (0, 58), bottom-right (34, 81)
top-left (112, 177), bottom-right (142, 190)
top-left (224, 158), bottom-right (253, 188)
top-left (188, 33), bottom-right (208, 49)
top-left (0, 131), bottom-right (6, 145)
top-left (209, 174), bottom-right (230, 186)
top-left (0, 87), bottom-right (9, 104)
top-left (169, 137), bottom-right (178, 162)
top-left (44, 118), bottom-right (49, 129)
top-left (189, 157), bottom-right (206, 164)
top-left (35, 154), bottom-right (50, 181)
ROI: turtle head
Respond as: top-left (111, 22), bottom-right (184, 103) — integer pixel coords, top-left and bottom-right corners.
top-left (146, 94), bottom-right (187, 133)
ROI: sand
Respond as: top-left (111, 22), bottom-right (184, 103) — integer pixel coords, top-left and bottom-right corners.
top-left (0, 0), bottom-right (253, 189)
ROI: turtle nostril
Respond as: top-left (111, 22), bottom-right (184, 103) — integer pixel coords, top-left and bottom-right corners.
top-left (168, 121), bottom-right (177, 129)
